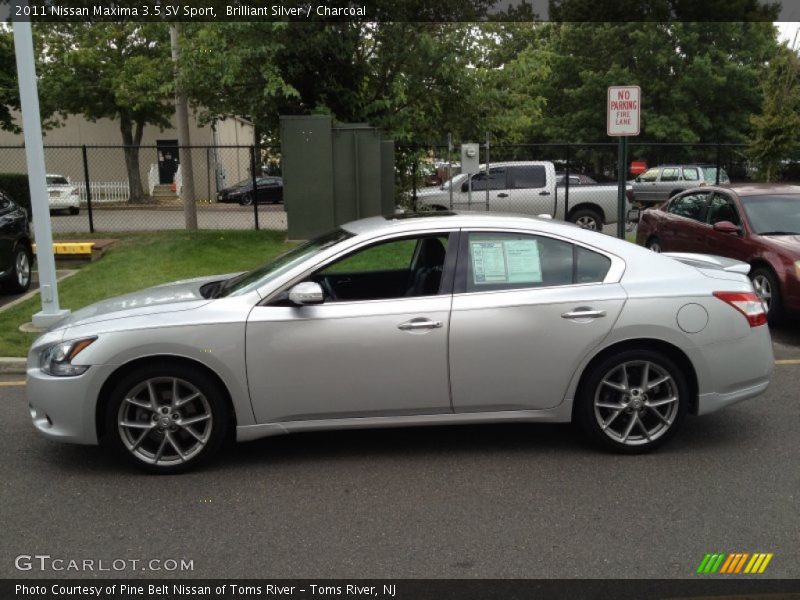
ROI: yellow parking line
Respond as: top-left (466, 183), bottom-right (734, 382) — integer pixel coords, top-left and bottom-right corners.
top-left (0, 381), bottom-right (26, 387)
top-left (775, 359), bottom-right (800, 365)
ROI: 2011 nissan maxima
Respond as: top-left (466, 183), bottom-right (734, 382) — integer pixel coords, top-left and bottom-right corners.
top-left (27, 212), bottom-right (774, 472)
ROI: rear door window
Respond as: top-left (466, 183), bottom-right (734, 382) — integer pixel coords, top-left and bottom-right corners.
top-left (682, 168), bottom-right (699, 182)
top-left (660, 168), bottom-right (679, 182)
top-left (470, 168), bottom-right (507, 191)
top-left (510, 165), bottom-right (546, 189)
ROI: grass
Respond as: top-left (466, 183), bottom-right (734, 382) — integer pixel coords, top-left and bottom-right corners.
top-left (0, 230), bottom-right (296, 357)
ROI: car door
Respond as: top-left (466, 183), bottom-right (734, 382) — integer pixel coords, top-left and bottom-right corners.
top-left (704, 192), bottom-right (749, 261)
top-left (452, 168), bottom-right (508, 211)
top-left (502, 165), bottom-right (554, 215)
top-left (634, 167), bottom-right (660, 204)
top-left (448, 229), bottom-right (626, 412)
top-left (245, 231), bottom-right (457, 424)
top-left (659, 191), bottom-right (712, 252)
top-left (654, 167), bottom-right (681, 202)
top-left (0, 193), bottom-right (15, 272)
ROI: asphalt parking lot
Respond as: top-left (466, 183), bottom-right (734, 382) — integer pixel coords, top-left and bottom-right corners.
top-left (1, 328), bottom-right (799, 580)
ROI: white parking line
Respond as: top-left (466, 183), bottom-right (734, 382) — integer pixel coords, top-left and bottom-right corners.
top-left (0, 381), bottom-right (26, 387)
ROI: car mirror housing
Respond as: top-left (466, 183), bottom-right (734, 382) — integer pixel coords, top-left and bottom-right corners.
top-left (288, 281), bottom-right (325, 305)
top-left (713, 220), bottom-right (741, 235)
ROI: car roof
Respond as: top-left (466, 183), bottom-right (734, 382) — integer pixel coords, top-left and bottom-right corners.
top-left (726, 184), bottom-right (800, 197)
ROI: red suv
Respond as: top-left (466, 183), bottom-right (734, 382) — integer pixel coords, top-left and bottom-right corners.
top-left (635, 184), bottom-right (800, 323)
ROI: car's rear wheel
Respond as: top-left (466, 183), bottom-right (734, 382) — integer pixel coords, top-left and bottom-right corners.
top-left (750, 267), bottom-right (782, 324)
top-left (5, 244), bottom-right (33, 293)
top-left (239, 193), bottom-right (254, 206)
top-left (568, 208), bottom-right (603, 232)
top-left (575, 349), bottom-right (689, 453)
top-left (646, 236), bottom-right (663, 252)
top-left (103, 364), bottom-right (230, 473)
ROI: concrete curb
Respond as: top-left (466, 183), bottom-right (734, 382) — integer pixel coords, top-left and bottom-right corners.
top-left (0, 358), bottom-right (26, 374)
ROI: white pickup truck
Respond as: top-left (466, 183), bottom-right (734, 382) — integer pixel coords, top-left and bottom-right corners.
top-left (414, 161), bottom-right (632, 232)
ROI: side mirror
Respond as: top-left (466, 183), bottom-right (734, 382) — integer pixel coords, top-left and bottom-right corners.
top-left (626, 208), bottom-right (641, 223)
top-left (713, 221), bottom-right (740, 235)
top-left (460, 180), bottom-right (469, 193)
top-left (288, 281), bottom-right (325, 305)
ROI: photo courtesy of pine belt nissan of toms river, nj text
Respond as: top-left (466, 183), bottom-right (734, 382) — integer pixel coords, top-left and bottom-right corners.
top-left (25, 212), bottom-right (774, 473)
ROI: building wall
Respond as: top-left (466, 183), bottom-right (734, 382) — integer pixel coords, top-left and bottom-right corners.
top-left (0, 112), bottom-right (254, 201)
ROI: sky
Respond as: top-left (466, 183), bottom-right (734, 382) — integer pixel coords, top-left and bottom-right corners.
top-left (775, 22), bottom-right (799, 46)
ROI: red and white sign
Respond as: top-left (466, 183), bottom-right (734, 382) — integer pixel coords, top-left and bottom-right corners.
top-left (607, 85), bottom-right (640, 136)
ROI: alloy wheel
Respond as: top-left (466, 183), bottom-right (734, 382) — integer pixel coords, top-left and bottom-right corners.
top-left (576, 216), bottom-right (598, 230)
top-left (117, 377), bottom-right (213, 467)
top-left (16, 250), bottom-right (30, 288)
top-left (752, 274), bottom-right (772, 312)
top-left (593, 360), bottom-right (679, 446)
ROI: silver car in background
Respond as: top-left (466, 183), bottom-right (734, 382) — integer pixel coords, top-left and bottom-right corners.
top-left (27, 212), bottom-right (773, 472)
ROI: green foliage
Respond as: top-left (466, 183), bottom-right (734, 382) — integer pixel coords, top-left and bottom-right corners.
top-left (34, 23), bottom-right (174, 201)
top-left (750, 46), bottom-right (800, 182)
top-left (0, 29), bottom-right (20, 133)
top-left (0, 173), bottom-right (31, 215)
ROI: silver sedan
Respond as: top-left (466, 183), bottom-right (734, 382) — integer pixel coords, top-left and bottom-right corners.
top-left (27, 212), bottom-right (774, 472)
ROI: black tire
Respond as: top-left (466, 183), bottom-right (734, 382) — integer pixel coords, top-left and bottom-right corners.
top-left (4, 243), bottom-right (33, 294)
top-left (749, 267), bottom-right (783, 325)
top-left (239, 193), bottom-right (254, 207)
top-left (102, 362), bottom-right (230, 474)
top-left (568, 208), bottom-right (603, 232)
top-left (646, 236), bottom-right (663, 253)
top-left (574, 348), bottom-right (689, 453)
top-left (68, 206), bottom-right (80, 215)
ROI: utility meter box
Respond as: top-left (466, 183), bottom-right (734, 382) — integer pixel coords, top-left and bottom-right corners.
top-left (461, 143), bottom-right (480, 175)
top-left (281, 116), bottom-right (395, 239)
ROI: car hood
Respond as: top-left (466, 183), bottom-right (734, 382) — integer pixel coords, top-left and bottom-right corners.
top-left (48, 273), bottom-right (240, 331)
top-left (758, 234), bottom-right (800, 256)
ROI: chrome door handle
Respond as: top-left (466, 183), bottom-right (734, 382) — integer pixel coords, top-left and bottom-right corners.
top-left (561, 309), bottom-right (606, 320)
top-left (398, 319), bottom-right (442, 331)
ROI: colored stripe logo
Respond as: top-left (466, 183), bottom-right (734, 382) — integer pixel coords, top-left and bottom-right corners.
top-left (696, 552), bottom-right (773, 574)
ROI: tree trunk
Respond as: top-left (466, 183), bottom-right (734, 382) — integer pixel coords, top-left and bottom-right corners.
top-left (120, 115), bottom-right (147, 203)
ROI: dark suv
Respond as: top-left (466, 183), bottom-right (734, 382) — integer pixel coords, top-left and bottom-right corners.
top-left (0, 190), bottom-right (33, 293)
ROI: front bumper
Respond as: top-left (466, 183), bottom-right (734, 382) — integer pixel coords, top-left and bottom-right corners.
top-left (26, 363), bottom-right (116, 445)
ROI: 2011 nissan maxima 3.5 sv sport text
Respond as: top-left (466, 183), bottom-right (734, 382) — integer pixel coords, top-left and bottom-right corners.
top-left (27, 212), bottom-right (774, 472)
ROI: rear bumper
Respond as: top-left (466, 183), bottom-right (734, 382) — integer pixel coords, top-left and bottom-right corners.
top-left (49, 195), bottom-right (80, 209)
top-left (695, 324), bottom-right (774, 416)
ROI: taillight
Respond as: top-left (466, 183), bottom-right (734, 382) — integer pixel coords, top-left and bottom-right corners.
top-left (712, 291), bottom-right (767, 327)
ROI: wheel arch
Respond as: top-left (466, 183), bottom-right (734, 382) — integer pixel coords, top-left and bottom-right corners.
top-left (572, 338), bottom-right (700, 418)
top-left (95, 355), bottom-right (237, 442)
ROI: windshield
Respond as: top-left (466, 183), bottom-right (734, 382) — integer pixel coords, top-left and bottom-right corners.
top-left (218, 228), bottom-right (353, 297)
top-left (741, 194), bottom-right (800, 235)
top-left (47, 176), bottom-right (69, 185)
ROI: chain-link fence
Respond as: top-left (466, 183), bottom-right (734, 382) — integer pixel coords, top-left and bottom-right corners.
top-left (0, 144), bottom-right (285, 234)
top-left (398, 141), bottom-right (800, 230)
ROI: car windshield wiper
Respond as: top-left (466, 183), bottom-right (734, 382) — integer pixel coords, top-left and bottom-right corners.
top-left (757, 230), bottom-right (800, 236)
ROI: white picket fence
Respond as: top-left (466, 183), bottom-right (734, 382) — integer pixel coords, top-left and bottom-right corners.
top-left (75, 181), bottom-right (130, 204)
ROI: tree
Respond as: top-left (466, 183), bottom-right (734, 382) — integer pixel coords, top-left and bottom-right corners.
top-left (35, 23), bottom-right (173, 202)
top-left (0, 28), bottom-right (20, 133)
top-left (750, 45), bottom-right (800, 181)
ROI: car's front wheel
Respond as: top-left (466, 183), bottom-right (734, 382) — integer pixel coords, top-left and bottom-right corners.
top-left (575, 349), bottom-right (689, 453)
top-left (239, 193), bottom-right (254, 206)
top-left (750, 267), bottom-right (782, 324)
top-left (103, 363), bottom-right (230, 473)
top-left (646, 236), bottom-right (663, 252)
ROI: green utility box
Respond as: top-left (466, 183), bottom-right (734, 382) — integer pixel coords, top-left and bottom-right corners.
top-left (280, 116), bottom-right (395, 239)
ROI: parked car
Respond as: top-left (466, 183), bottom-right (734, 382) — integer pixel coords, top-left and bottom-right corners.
top-left (631, 164), bottom-right (729, 206)
top-left (46, 174), bottom-right (80, 215)
top-left (415, 161), bottom-right (633, 232)
top-left (634, 184), bottom-right (800, 323)
top-left (217, 176), bottom-right (283, 206)
top-left (27, 212), bottom-right (772, 472)
top-left (0, 190), bottom-right (33, 293)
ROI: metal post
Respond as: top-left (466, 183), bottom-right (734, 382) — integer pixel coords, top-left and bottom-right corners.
top-left (616, 136), bottom-right (628, 240)
top-left (13, 17), bottom-right (70, 326)
top-left (563, 145), bottom-right (571, 220)
top-left (250, 145), bottom-right (260, 231)
top-left (485, 131), bottom-right (490, 210)
top-left (715, 142), bottom-right (721, 185)
top-left (81, 146), bottom-right (95, 234)
top-left (206, 147), bottom-right (211, 201)
top-left (447, 133), bottom-right (453, 210)
top-left (412, 158), bottom-right (418, 211)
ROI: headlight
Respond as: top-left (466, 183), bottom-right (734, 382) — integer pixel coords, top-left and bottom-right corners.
top-left (39, 337), bottom-right (96, 377)
top-left (795, 260), bottom-right (800, 280)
